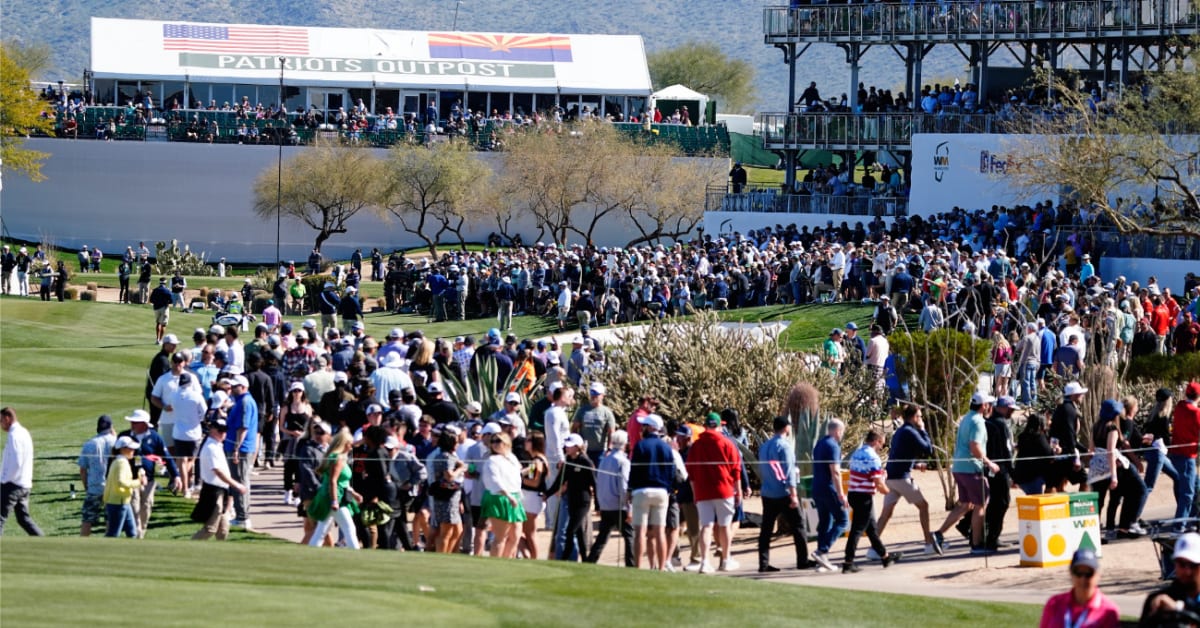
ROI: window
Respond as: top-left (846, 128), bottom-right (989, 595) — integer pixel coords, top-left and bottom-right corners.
top-left (466, 91), bottom-right (488, 116)
top-left (535, 93), bottom-right (558, 115)
top-left (210, 84), bottom-right (234, 109)
top-left (375, 89), bottom-right (400, 115)
top-left (512, 93), bottom-right (533, 118)
top-left (94, 79), bottom-right (117, 106)
top-left (347, 88), bottom-right (372, 112)
top-left (162, 82), bottom-right (186, 110)
top-left (258, 85), bottom-right (280, 109)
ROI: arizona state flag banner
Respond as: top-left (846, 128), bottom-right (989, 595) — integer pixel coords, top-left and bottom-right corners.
top-left (427, 33), bottom-right (573, 63)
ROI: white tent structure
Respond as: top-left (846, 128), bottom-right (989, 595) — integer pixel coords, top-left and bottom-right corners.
top-left (649, 84), bottom-right (710, 122)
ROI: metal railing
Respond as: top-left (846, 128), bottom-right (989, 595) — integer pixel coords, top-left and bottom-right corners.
top-left (1068, 226), bottom-right (1200, 260)
top-left (758, 112), bottom-right (1015, 148)
top-left (706, 185), bottom-right (908, 216)
top-left (765, 0), bottom-right (1200, 41)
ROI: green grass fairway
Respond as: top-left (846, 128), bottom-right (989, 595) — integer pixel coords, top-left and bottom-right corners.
top-left (0, 538), bottom-right (1040, 627)
top-left (0, 297), bottom-right (868, 537)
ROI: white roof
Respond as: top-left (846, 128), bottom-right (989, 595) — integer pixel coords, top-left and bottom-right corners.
top-left (652, 84), bottom-right (708, 101)
top-left (90, 17), bottom-right (652, 95)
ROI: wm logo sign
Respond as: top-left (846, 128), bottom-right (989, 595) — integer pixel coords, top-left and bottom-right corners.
top-left (1073, 518), bottom-right (1098, 529)
top-left (933, 155), bottom-right (950, 166)
top-left (933, 141), bottom-right (950, 182)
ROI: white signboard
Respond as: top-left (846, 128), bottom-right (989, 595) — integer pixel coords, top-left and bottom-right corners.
top-left (90, 18), bottom-right (652, 95)
top-left (909, 133), bottom-right (1045, 215)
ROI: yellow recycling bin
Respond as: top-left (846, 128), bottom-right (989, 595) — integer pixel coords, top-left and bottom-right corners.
top-left (1017, 493), bottom-right (1103, 567)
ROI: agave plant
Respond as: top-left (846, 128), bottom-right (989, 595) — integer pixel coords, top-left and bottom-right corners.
top-left (438, 359), bottom-right (545, 422)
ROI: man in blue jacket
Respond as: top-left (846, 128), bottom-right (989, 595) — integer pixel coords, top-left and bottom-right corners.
top-left (811, 418), bottom-right (848, 571)
top-left (876, 404), bottom-right (941, 555)
top-left (224, 375), bottom-right (259, 530)
top-left (628, 413), bottom-right (674, 570)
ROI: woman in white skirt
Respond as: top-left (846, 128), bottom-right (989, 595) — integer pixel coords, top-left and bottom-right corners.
top-left (482, 433), bottom-right (526, 558)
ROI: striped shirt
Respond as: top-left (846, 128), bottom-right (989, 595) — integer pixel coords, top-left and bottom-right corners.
top-left (847, 444), bottom-right (883, 494)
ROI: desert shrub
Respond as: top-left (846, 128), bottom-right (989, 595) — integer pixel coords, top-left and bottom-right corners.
top-left (1125, 352), bottom-right (1200, 385)
top-left (302, 275), bottom-right (329, 312)
top-left (80, 290), bottom-right (97, 301)
top-left (198, 287), bottom-right (209, 298)
top-left (596, 311), bottom-right (814, 444)
top-left (85, 282), bottom-right (98, 291)
top-left (153, 240), bottom-right (215, 276)
top-left (251, 290), bottom-right (272, 314)
top-left (65, 287), bottom-right (80, 300)
top-left (892, 329), bottom-right (992, 508)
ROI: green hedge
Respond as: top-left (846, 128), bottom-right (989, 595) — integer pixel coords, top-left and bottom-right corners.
top-left (1125, 352), bottom-right (1200, 384)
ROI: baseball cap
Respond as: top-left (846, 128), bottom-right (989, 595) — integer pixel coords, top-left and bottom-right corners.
top-left (384, 436), bottom-right (402, 450)
top-left (207, 418), bottom-right (229, 433)
top-left (333, 372), bottom-right (348, 384)
top-left (209, 324), bottom-right (225, 335)
top-left (231, 375), bottom-right (250, 388)
top-left (302, 319), bottom-right (317, 329)
top-left (1175, 533), bottom-right (1200, 564)
top-left (481, 422), bottom-right (502, 436)
top-left (388, 327), bottom-right (404, 339)
top-left (124, 409), bottom-right (151, 423)
top-left (162, 334), bottom-right (179, 345)
top-left (1071, 549), bottom-right (1100, 571)
top-left (288, 381), bottom-right (305, 393)
top-left (465, 401), bottom-right (482, 415)
top-left (995, 396), bottom-right (1017, 409)
top-left (564, 434), bottom-right (584, 449)
top-left (114, 435), bottom-right (140, 451)
top-left (675, 425), bottom-right (693, 438)
top-left (1188, 382), bottom-right (1200, 399)
top-left (845, 322), bottom-right (859, 330)
top-left (589, 382), bottom-right (606, 396)
top-left (211, 390), bottom-right (232, 410)
top-left (1063, 382), bottom-right (1089, 397)
top-left (352, 321), bottom-right (365, 331)
top-left (96, 415), bottom-right (113, 433)
top-left (172, 351), bottom-right (189, 363)
top-left (637, 413), bottom-right (664, 431)
top-left (970, 392), bottom-right (997, 406)
top-left (388, 389), bottom-right (404, 401)
top-left (704, 412), bottom-right (722, 427)
top-left (366, 404), bottom-right (384, 415)
top-left (442, 424), bottom-right (462, 437)
top-left (427, 381), bottom-right (444, 394)
top-left (504, 391), bottom-right (522, 404)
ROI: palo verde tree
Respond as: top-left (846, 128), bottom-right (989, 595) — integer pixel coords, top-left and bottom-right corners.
top-left (1, 41), bottom-right (56, 181)
top-left (380, 142), bottom-right (492, 258)
top-left (252, 141), bottom-right (385, 252)
top-left (1003, 53), bottom-right (1200, 240)
top-left (647, 41), bottom-right (755, 114)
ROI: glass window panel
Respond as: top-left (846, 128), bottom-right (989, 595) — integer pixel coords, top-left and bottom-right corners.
top-left (210, 84), bottom-right (233, 109)
top-left (512, 93), bottom-right (533, 118)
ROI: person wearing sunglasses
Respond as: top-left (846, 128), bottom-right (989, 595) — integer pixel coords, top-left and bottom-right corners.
top-left (1142, 533), bottom-right (1200, 626)
top-left (1039, 549), bottom-right (1121, 628)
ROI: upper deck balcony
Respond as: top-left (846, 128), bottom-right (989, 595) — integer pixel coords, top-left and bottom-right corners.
top-left (764, 0), bottom-right (1200, 44)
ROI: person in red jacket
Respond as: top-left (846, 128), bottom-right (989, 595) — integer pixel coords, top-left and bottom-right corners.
top-left (685, 412), bottom-right (743, 573)
top-left (1151, 295), bottom-right (1173, 354)
top-left (1170, 382), bottom-right (1200, 520)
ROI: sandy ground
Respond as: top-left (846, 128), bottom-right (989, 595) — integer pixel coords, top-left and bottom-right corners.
top-left (238, 460), bottom-right (1170, 614)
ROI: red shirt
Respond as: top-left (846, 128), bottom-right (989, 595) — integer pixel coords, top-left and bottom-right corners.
top-left (1172, 399), bottom-right (1200, 458)
top-left (1152, 304), bottom-right (1172, 336)
top-left (627, 407), bottom-right (650, 453)
top-left (685, 430), bottom-right (741, 502)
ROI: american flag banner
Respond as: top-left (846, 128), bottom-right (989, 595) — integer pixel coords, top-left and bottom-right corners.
top-left (162, 23), bottom-right (310, 55)
top-left (427, 33), bottom-right (572, 63)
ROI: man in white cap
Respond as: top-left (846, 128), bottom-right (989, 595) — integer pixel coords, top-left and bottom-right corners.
top-left (629, 413), bottom-right (674, 570)
top-left (932, 392), bottom-right (999, 554)
top-left (574, 382), bottom-right (615, 463)
top-left (119, 409), bottom-right (181, 538)
top-left (1050, 381), bottom-right (1089, 492)
top-left (224, 375), bottom-right (259, 530)
top-left (376, 328), bottom-right (407, 365)
top-left (1143, 533), bottom-right (1200, 622)
top-left (317, 282), bottom-right (340, 332)
top-left (150, 351), bottom-right (200, 449)
top-left (370, 352), bottom-right (413, 407)
top-left (193, 419), bottom-right (249, 541)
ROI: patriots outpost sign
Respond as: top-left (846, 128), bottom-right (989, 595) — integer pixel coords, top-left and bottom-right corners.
top-left (90, 18), bottom-right (652, 94)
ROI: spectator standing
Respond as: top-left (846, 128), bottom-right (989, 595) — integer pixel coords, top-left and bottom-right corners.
top-left (932, 393), bottom-right (999, 554)
top-left (877, 404), bottom-right (941, 555)
top-left (686, 413), bottom-right (743, 574)
top-left (103, 436), bottom-right (143, 538)
top-left (78, 415), bottom-right (116, 536)
top-left (1039, 549), bottom-right (1121, 628)
top-left (756, 416), bottom-right (811, 572)
top-left (192, 420), bottom-right (248, 541)
top-left (0, 408), bottom-right (43, 536)
top-left (811, 419), bottom-right (848, 572)
top-left (588, 430), bottom-right (633, 566)
top-left (1171, 382), bottom-right (1200, 520)
top-left (843, 431), bottom-right (902, 573)
top-left (149, 278), bottom-right (173, 344)
top-left (225, 375), bottom-right (260, 530)
top-left (628, 413), bottom-right (673, 570)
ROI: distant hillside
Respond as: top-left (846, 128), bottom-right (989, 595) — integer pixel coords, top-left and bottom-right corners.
top-left (2, 1), bottom-right (967, 112)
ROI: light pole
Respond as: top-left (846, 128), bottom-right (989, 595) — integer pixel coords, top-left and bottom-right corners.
top-left (276, 57), bottom-right (285, 266)
top-left (452, 0), bottom-right (463, 30)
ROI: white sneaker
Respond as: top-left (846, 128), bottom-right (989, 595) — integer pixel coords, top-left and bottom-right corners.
top-left (284, 490), bottom-right (294, 505)
top-left (662, 562), bottom-right (677, 573)
top-left (699, 561), bottom-right (715, 574)
top-left (683, 561), bottom-right (704, 572)
top-left (923, 543), bottom-right (937, 556)
top-left (1128, 523), bottom-right (1148, 535)
top-left (240, 519), bottom-right (254, 532)
top-left (812, 552), bottom-right (835, 571)
top-left (866, 548), bottom-right (881, 561)
top-left (721, 557), bottom-right (740, 571)
top-left (814, 563), bottom-right (834, 573)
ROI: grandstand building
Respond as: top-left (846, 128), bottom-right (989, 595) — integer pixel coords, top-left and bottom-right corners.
top-left (89, 18), bottom-right (653, 122)
top-left (706, 0), bottom-right (1198, 224)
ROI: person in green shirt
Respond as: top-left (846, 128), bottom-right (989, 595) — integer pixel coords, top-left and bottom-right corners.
top-left (290, 278), bottom-right (308, 316)
top-left (573, 382), bottom-right (616, 461)
top-left (104, 436), bottom-right (144, 538)
top-left (933, 393), bottom-right (1000, 554)
top-left (824, 328), bottom-right (846, 375)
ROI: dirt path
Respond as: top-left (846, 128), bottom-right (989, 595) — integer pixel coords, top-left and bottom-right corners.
top-left (244, 460), bottom-right (1169, 613)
